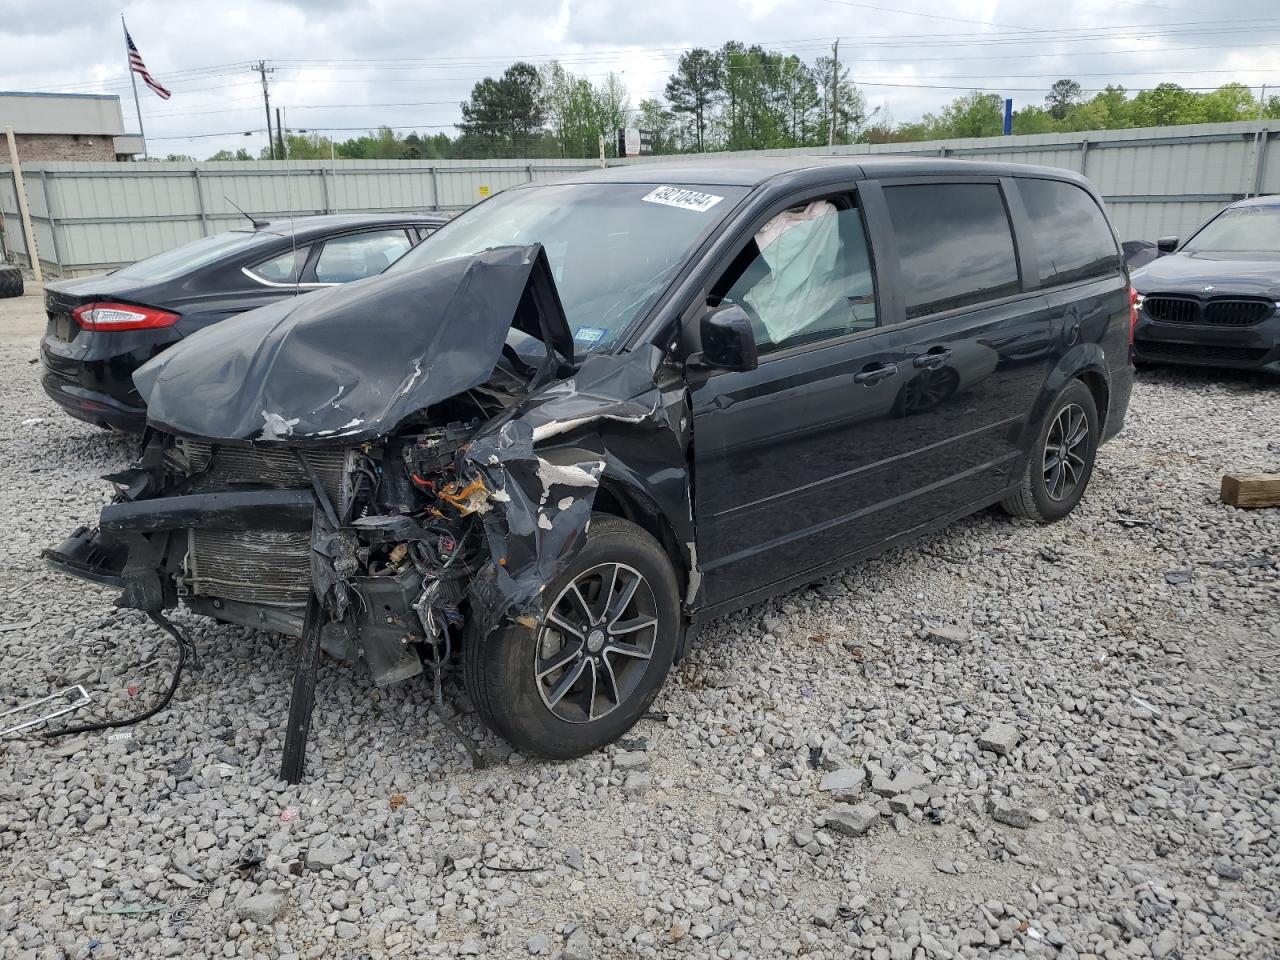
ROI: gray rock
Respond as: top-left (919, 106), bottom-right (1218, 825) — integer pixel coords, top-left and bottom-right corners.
top-left (237, 890), bottom-right (287, 925)
top-left (925, 623), bottom-right (969, 644)
top-left (819, 767), bottom-right (866, 798)
top-left (990, 797), bottom-right (1032, 829)
top-left (870, 769), bottom-right (928, 797)
top-left (1213, 857), bottom-right (1244, 881)
top-left (621, 772), bottom-right (650, 796)
top-left (527, 933), bottom-right (551, 954)
top-left (562, 927), bottom-right (591, 960)
top-left (1152, 929), bottom-right (1179, 958)
top-left (824, 803), bottom-right (880, 837)
top-left (813, 904), bottom-right (838, 928)
top-left (613, 750), bottom-right (650, 772)
top-left (978, 721), bottom-right (1021, 756)
top-left (306, 841), bottom-right (346, 871)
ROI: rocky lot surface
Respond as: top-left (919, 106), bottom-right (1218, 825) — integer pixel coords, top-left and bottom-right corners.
top-left (0, 291), bottom-right (1277, 960)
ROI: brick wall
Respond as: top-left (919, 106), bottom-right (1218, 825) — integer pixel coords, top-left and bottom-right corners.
top-left (13, 133), bottom-right (118, 162)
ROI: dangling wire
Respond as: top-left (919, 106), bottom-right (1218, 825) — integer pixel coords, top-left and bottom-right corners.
top-left (43, 612), bottom-right (194, 739)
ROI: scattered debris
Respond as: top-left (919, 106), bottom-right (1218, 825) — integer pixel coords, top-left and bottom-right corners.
top-left (1220, 472), bottom-right (1280, 509)
top-left (1165, 569), bottom-right (1194, 585)
top-left (388, 794), bottom-right (407, 811)
top-left (0, 685), bottom-right (91, 736)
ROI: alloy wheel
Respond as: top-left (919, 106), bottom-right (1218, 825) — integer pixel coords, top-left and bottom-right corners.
top-left (1042, 402), bottom-right (1089, 501)
top-left (535, 562), bottom-right (658, 723)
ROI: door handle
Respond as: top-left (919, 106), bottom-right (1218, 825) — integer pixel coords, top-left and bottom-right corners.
top-left (853, 362), bottom-right (898, 385)
top-left (913, 349), bottom-right (952, 370)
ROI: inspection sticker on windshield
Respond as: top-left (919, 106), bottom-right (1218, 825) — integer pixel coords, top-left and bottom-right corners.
top-left (642, 186), bottom-right (724, 212)
top-left (573, 326), bottom-right (606, 344)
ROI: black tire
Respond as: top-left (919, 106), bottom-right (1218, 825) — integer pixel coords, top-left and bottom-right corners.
top-left (464, 515), bottom-right (679, 760)
top-left (0, 264), bottom-right (23, 299)
top-left (1002, 380), bottom-right (1099, 522)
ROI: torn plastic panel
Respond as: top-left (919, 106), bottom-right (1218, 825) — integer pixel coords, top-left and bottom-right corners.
top-left (132, 244), bottom-right (574, 446)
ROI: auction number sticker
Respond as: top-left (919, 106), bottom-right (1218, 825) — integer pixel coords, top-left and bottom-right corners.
top-left (642, 185), bottom-right (724, 212)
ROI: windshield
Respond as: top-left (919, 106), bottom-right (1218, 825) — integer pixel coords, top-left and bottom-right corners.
top-left (389, 181), bottom-right (749, 352)
top-left (111, 230), bottom-right (277, 282)
top-left (1183, 205), bottom-right (1280, 254)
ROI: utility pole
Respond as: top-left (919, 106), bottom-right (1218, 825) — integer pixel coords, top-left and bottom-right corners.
top-left (1259, 84), bottom-right (1268, 121)
top-left (253, 60), bottom-right (276, 160)
top-left (276, 107), bottom-right (285, 161)
top-left (828, 39), bottom-right (839, 148)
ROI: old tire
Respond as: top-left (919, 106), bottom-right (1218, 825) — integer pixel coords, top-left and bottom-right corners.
top-left (464, 515), bottom-right (679, 760)
top-left (1002, 380), bottom-right (1099, 523)
top-left (0, 264), bottom-right (22, 299)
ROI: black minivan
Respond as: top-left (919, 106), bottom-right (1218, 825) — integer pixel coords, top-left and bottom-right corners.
top-left (47, 157), bottom-right (1133, 777)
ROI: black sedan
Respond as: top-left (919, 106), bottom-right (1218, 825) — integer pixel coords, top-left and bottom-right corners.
top-left (40, 212), bottom-right (448, 431)
top-left (1131, 196), bottom-right (1280, 375)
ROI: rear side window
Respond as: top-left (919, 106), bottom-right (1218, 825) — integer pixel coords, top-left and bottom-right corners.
top-left (314, 230), bottom-right (412, 284)
top-left (248, 246), bottom-right (310, 285)
top-left (883, 183), bottom-right (1021, 320)
top-left (1018, 178), bottom-right (1119, 286)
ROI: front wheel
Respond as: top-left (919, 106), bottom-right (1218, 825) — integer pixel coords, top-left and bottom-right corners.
top-left (463, 515), bottom-right (679, 759)
top-left (1002, 380), bottom-right (1099, 522)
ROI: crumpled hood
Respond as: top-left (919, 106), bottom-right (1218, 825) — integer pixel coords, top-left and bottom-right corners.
top-left (1132, 251), bottom-right (1280, 299)
top-left (133, 244), bottom-right (573, 445)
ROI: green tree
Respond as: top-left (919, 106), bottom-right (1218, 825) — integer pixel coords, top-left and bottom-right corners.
top-left (1200, 83), bottom-right (1259, 122)
top-left (635, 98), bottom-right (677, 154)
top-left (665, 48), bottom-right (722, 152)
top-left (1061, 85), bottom-right (1131, 131)
top-left (206, 147), bottom-right (254, 161)
top-left (915, 92), bottom-right (1004, 139)
top-left (1011, 105), bottom-right (1059, 134)
top-left (1045, 79), bottom-right (1083, 120)
top-left (1127, 83), bottom-right (1204, 126)
top-left (458, 62), bottom-right (547, 157)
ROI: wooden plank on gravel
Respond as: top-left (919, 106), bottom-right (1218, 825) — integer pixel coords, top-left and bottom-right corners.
top-left (1220, 473), bottom-right (1280, 509)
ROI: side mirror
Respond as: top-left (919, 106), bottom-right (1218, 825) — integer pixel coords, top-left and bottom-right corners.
top-left (1156, 236), bottom-right (1179, 254)
top-left (697, 304), bottom-right (758, 372)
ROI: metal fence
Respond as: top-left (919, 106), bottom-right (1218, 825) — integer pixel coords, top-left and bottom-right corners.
top-left (2, 121), bottom-right (1276, 277)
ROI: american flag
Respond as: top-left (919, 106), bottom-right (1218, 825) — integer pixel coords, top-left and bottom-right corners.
top-left (126, 29), bottom-right (171, 100)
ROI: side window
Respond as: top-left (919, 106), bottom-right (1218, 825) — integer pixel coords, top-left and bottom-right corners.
top-left (715, 198), bottom-right (877, 356)
top-left (883, 183), bottom-right (1020, 320)
top-left (1018, 178), bottom-right (1120, 286)
top-left (247, 246), bottom-right (310, 285)
top-left (314, 230), bottom-right (413, 284)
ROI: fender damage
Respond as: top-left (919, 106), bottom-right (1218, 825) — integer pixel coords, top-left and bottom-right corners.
top-left (44, 244), bottom-right (699, 776)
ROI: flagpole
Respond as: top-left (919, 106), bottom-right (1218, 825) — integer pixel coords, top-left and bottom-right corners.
top-left (122, 15), bottom-right (148, 160)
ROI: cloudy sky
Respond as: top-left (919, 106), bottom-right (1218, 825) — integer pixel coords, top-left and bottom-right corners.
top-left (4, 0), bottom-right (1280, 157)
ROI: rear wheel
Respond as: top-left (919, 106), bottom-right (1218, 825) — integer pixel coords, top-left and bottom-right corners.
top-left (0, 264), bottom-right (23, 299)
top-left (463, 515), bottom-right (679, 759)
top-left (1002, 380), bottom-right (1099, 522)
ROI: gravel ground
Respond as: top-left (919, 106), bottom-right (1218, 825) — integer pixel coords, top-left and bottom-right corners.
top-left (1, 288), bottom-right (1277, 960)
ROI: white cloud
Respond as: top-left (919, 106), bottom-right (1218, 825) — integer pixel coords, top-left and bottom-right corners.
top-left (2, 0), bottom-right (1277, 157)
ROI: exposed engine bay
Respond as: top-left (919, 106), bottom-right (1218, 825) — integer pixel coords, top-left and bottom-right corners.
top-left (44, 244), bottom-right (698, 780)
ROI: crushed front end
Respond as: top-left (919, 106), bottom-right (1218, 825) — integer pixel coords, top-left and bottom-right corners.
top-left (43, 243), bottom-right (694, 780)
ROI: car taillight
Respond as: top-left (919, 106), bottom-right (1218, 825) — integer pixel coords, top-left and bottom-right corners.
top-left (72, 302), bottom-right (179, 332)
top-left (1128, 287), bottom-right (1140, 343)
